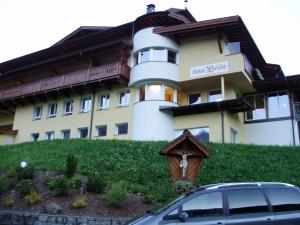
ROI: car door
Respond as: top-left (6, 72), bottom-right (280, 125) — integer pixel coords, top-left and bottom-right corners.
top-left (264, 187), bottom-right (300, 225)
top-left (175, 191), bottom-right (226, 225)
top-left (225, 188), bottom-right (275, 225)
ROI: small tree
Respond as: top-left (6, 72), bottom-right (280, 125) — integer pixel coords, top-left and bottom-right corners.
top-left (65, 154), bottom-right (77, 178)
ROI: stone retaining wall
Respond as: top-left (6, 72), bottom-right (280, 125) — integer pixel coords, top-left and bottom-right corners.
top-left (0, 211), bottom-right (129, 225)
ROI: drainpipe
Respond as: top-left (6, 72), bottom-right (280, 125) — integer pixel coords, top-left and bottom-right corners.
top-left (221, 111), bottom-right (225, 144)
top-left (286, 77), bottom-right (296, 146)
top-left (89, 90), bottom-right (96, 139)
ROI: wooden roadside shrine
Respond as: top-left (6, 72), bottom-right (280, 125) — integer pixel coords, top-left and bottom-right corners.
top-left (160, 129), bottom-right (211, 183)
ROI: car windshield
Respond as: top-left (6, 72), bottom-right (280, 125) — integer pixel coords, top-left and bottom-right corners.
top-left (149, 195), bottom-right (185, 214)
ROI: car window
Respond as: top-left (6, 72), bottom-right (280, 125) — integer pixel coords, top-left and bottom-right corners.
top-left (265, 188), bottom-right (300, 212)
top-left (228, 189), bottom-right (269, 215)
top-left (182, 191), bottom-right (223, 217)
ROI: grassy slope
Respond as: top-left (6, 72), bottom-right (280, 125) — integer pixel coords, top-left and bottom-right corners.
top-left (0, 139), bottom-right (299, 201)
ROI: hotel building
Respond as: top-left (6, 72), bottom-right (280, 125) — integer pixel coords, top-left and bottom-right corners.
top-left (0, 5), bottom-right (299, 146)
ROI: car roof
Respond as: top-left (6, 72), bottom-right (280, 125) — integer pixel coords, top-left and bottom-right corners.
top-left (201, 182), bottom-right (295, 190)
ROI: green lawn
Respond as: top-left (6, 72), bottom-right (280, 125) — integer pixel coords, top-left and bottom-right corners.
top-left (0, 139), bottom-right (299, 202)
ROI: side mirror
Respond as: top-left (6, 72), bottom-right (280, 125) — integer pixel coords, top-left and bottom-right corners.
top-left (179, 211), bottom-right (189, 221)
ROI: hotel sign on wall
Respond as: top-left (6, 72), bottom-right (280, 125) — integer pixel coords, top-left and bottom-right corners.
top-left (190, 61), bottom-right (229, 78)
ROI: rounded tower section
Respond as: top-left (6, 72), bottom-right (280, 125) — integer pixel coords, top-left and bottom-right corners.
top-left (131, 27), bottom-right (179, 141)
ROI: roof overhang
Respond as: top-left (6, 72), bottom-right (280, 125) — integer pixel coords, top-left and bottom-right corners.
top-left (160, 99), bottom-right (254, 116)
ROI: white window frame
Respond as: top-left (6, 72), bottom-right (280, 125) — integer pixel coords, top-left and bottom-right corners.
top-left (134, 48), bottom-right (178, 65)
top-left (208, 90), bottom-right (222, 102)
top-left (96, 125), bottom-right (107, 137)
top-left (30, 133), bottom-right (39, 142)
top-left (98, 93), bottom-right (110, 110)
top-left (78, 127), bottom-right (89, 138)
top-left (80, 96), bottom-right (92, 113)
top-left (33, 106), bottom-right (43, 120)
top-left (115, 123), bottom-right (128, 135)
top-left (48, 102), bottom-right (57, 118)
top-left (118, 90), bottom-right (130, 107)
top-left (61, 129), bottom-right (71, 140)
top-left (230, 128), bottom-right (238, 144)
top-left (63, 99), bottom-right (73, 115)
top-left (45, 131), bottom-right (54, 140)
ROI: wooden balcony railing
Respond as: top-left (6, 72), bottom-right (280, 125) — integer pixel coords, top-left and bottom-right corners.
top-left (0, 62), bottom-right (130, 102)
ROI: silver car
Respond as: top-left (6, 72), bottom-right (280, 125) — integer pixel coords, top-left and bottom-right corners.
top-left (126, 182), bottom-right (300, 225)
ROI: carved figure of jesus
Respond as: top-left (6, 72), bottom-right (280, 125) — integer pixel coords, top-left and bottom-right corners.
top-left (180, 153), bottom-right (188, 178)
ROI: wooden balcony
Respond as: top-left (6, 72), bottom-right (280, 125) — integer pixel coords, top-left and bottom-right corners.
top-left (0, 62), bottom-right (130, 103)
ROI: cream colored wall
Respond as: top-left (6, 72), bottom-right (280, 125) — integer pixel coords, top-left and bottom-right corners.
top-left (0, 115), bottom-right (14, 126)
top-left (224, 112), bottom-right (245, 143)
top-left (178, 36), bottom-right (247, 82)
top-left (93, 87), bottom-right (134, 140)
top-left (13, 85), bottom-right (134, 143)
top-left (174, 112), bottom-right (222, 143)
top-left (0, 134), bottom-right (15, 145)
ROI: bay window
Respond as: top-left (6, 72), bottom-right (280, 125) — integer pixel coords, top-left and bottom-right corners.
top-left (268, 91), bottom-right (290, 118)
top-left (138, 84), bottom-right (176, 102)
top-left (134, 48), bottom-right (178, 65)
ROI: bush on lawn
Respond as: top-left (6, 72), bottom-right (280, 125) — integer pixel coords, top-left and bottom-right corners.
top-left (65, 154), bottom-right (77, 178)
top-left (2, 198), bottom-right (15, 208)
top-left (69, 176), bottom-right (82, 188)
top-left (86, 174), bottom-right (106, 194)
top-left (105, 182), bottom-right (127, 207)
top-left (52, 175), bottom-right (71, 196)
top-left (24, 191), bottom-right (41, 205)
top-left (16, 180), bottom-right (33, 197)
top-left (71, 196), bottom-right (87, 209)
top-left (174, 179), bottom-right (194, 195)
top-left (16, 164), bottom-right (34, 180)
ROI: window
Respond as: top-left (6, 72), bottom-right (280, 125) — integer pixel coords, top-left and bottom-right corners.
top-left (227, 189), bottom-right (269, 214)
top-left (119, 90), bottom-right (130, 106)
top-left (230, 128), bottom-right (238, 144)
top-left (208, 90), bottom-right (222, 102)
top-left (31, 133), bottom-right (39, 142)
top-left (139, 86), bottom-right (145, 101)
top-left (265, 188), bottom-right (300, 212)
top-left (245, 94), bottom-right (266, 120)
top-left (140, 50), bottom-right (150, 63)
top-left (176, 127), bottom-right (209, 142)
top-left (225, 42), bottom-right (241, 55)
top-left (116, 123), bottom-right (128, 135)
top-left (134, 54), bottom-right (139, 65)
top-left (268, 91), bottom-right (290, 118)
top-left (189, 93), bottom-right (201, 105)
top-left (165, 86), bottom-right (174, 102)
top-left (63, 99), bottom-right (73, 115)
top-left (80, 96), bottom-right (92, 112)
top-left (96, 125), bottom-right (107, 137)
top-left (152, 48), bottom-right (166, 61)
top-left (99, 93), bottom-right (110, 109)
top-left (182, 192), bottom-right (223, 217)
top-left (33, 106), bottom-right (42, 120)
top-left (148, 85), bottom-right (162, 100)
top-left (168, 50), bottom-right (177, 63)
top-left (45, 131), bottom-right (54, 140)
top-left (48, 103), bottom-right (57, 118)
top-left (78, 128), bottom-right (88, 138)
top-left (61, 130), bottom-right (71, 140)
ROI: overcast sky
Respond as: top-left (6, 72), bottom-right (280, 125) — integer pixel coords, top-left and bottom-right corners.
top-left (0, 0), bottom-right (299, 75)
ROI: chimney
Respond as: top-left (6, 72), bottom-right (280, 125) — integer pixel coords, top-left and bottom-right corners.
top-left (146, 4), bottom-right (155, 14)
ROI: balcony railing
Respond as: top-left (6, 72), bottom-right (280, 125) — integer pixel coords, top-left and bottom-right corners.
top-left (0, 61), bottom-right (130, 102)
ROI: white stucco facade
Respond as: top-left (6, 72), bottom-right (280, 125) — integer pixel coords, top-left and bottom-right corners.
top-left (244, 119), bottom-right (295, 146)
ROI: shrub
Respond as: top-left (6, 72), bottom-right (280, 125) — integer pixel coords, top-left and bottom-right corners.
top-left (69, 176), bottom-right (82, 188)
top-left (44, 176), bottom-right (55, 190)
top-left (0, 176), bottom-right (10, 193)
top-left (24, 191), bottom-right (41, 205)
top-left (174, 179), bottom-right (194, 195)
top-left (2, 198), bottom-right (15, 208)
top-left (86, 174), bottom-right (106, 194)
top-left (105, 182), bottom-right (127, 207)
top-left (16, 179), bottom-right (33, 197)
top-left (143, 194), bottom-right (154, 204)
top-left (52, 175), bottom-right (70, 196)
top-left (65, 154), bottom-right (77, 178)
top-left (6, 166), bottom-right (17, 177)
top-left (16, 164), bottom-right (34, 180)
top-left (71, 196), bottom-right (87, 209)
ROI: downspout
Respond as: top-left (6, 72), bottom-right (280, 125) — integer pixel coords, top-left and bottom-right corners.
top-left (221, 111), bottom-right (225, 144)
top-left (89, 90), bottom-right (96, 140)
top-left (286, 77), bottom-right (296, 146)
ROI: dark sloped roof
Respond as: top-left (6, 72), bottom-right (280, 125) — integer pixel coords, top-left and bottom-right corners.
top-left (160, 129), bottom-right (211, 158)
